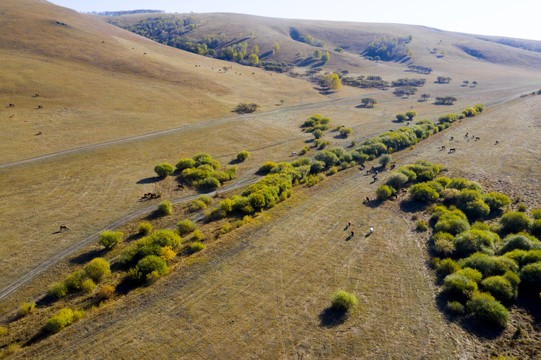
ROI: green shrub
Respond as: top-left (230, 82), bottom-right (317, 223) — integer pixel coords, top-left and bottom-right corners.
top-left (433, 234), bottom-right (455, 257)
top-left (98, 230), bottom-right (123, 249)
top-left (198, 195), bottom-right (213, 205)
top-left (447, 301), bottom-right (465, 315)
top-left (177, 219), bottom-right (196, 236)
top-left (97, 284), bottom-right (115, 301)
top-left (378, 154), bottom-right (392, 168)
top-left (154, 163), bottom-right (174, 178)
top-left (136, 255), bottom-right (168, 279)
top-left (259, 161), bottom-right (277, 173)
top-left (157, 200), bottom-right (173, 215)
top-left (442, 271), bottom-right (479, 299)
top-left (435, 217), bottom-right (470, 235)
top-left (65, 270), bottom-right (87, 292)
top-left (47, 281), bottom-right (68, 299)
top-left (385, 172), bottom-right (409, 190)
top-left (236, 151), bottom-right (251, 162)
top-left (502, 249), bottom-right (541, 267)
top-left (519, 261), bottom-right (541, 291)
top-left (201, 177), bottom-right (221, 189)
top-left (461, 199), bottom-right (490, 220)
top-left (0, 326), bottom-right (7, 336)
top-left (310, 160), bottom-right (326, 174)
top-left (395, 113), bottom-right (407, 122)
top-left (190, 199), bottom-right (207, 212)
top-left (454, 230), bottom-right (498, 257)
top-left (339, 127), bottom-right (352, 137)
top-left (45, 308), bottom-right (84, 333)
top-left (191, 229), bottom-right (203, 241)
top-left (466, 292), bottom-right (509, 327)
top-left (189, 242), bottom-right (206, 253)
top-left (330, 290), bottom-right (358, 311)
top-left (447, 178), bottom-right (482, 191)
top-left (376, 185), bottom-right (394, 201)
top-left (416, 220), bottom-right (428, 232)
top-left (499, 233), bottom-right (541, 254)
top-left (459, 253), bottom-right (518, 277)
top-left (175, 158), bottom-right (195, 171)
top-left (532, 209), bottom-right (541, 220)
top-left (81, 278), bottom-right (96, 293)
top-left (483, 192), bottom-right (511, 212)
top-left (436, 258), bottom-right (461, 276)
top-left (84, 258), bottom-right (111, 283)
top-left (409, 183), bottom-right (439, 203)
top-left (500, 212), bottom-right (532, 233)
top-left (482, 276), bottom-right (516, 302)
top-left (503, 271), bottom-right (520, 293)
top-left (19, 302), bottom-right (35, 317)
top-left (517, 204), bottom-right (527, 212)
top-left (138, 221), bottom-right (152, 235)
top-left (531, 219), bottom-right (541, 236)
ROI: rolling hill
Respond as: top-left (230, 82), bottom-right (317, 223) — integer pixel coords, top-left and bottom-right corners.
top-left (0, 1), bottom-right (540, 359)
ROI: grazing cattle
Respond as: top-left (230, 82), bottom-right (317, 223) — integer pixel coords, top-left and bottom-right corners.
top-left (364, 196), bottom-right (370, 203)
top-left (465, 132), bottom-right (469, 137)
top-left (292, 152), bottom-right (297, 156)
top-left (495, 140), bottom-right (500, 145)
top-left (35, 131), bottom-right (42, 136)
top-left (406, 122), bottom-right (410, 126)
top-left (359, 164), bottom-right (366, 170)
top-left (34, 93), bottom-right (40, 97)
top-left (59, 225), bottom-right (69, 231)
top-left (389, 129), bottom-right (394, 132)
top-left (450, 136), bottom-right (454, 141)
top-left (449, 148), bottom-right (456, 153)
top-left (369, 227), bottom-right (374, 234)
top-left (372, 176), bottom-right (378, 182)
top-left (440, 145), bottom-right (446, 151)
top-left (36, 105), bottom-right (43, 109)
top-left (389, 164), bottom-right (396, 170)
top-left (252, 72), bottom-right (255, 75)
top-left (347, 221), bottom-right (351, 228)
top-left (475, 137), bottom-right (480, 141)
top-left (350, 230), bottom-right (355, 237)
top-left (390, 193), bottom-right (398, 199)
top-left (8, 103), bottom-right (14, 107)
top-left (177, 184), bottom-right (184, 189)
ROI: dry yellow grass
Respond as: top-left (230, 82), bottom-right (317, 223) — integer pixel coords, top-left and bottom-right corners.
top-left (1, 1), bottom-right (541, 358)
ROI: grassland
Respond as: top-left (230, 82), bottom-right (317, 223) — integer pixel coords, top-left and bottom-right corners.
top-left (1, 1), bottom-right (540, 358)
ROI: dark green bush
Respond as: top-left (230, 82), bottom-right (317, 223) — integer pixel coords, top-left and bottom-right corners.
top-left (532, 209), bottom-right (541, 220)
top-left (500, 212), bottom-right (532, 233)
top-left (446, 178), bottom-right (482, 191)
top-left (482, 276), bottom-right (516, 302)
top-left (190, 199), bottom-right (206, 212)
top-left (47, 281), bottom-right (68, 299)
top-left (330, 290), bottom-right (358, 311)
top-left (483, 192), bottom-right (511, 212)
top-left (176, 219), bottom-right (195, 236)
top-left (154, 163), bottom-right (174, 178)
top-left (416, 220), bottom-right (428, 232)
top-left (65, 270), bottom-right (87, 292)
top-left (98, 230), bottom-right (123, 249)
top-left (459, 253), bottom-right (518, 277)
top-left (378, 154), bottom-right (392, 168)
top-left (84, 258), bottom-right (111, 283)
top-left (188, 242), bottom-right (206, 253)
top-left (434, 213), bottom-right (470, 235)
top-left (442, 270), bottom-right (480, 299)
top-left (499, 234), bottom-right (541, 254)
top-left (339, 127), bottom-right (353, 137)
top-left (259, 161), bottom-right (277, 173)
top-left (385, 172), bottom-right (409, 190)
top-left (409, 183), bottom-right (439, 203)
top-left (138, 221), bottom-right (152, 235)
top-left (175, 158), bottom-right (195, 171)
top-left (436, 258), bottom-right (461, 276)
top-left (81, 278), bottom-right (96, 293)
top-left (136, 255), bottom-right (168, 279)
top-left (433, 232), bottom-right (455, 257)
top-left (454, 230), bottom-right (498, 257)
top-left (395, 113), bottom-right (407, 121)
top-left (466, 292), bottom-right (508, 327)
top-left (314, 151), bottom-right (339, 168)
top-left (447, 301), bottom-right (465, 314)
top-left (236, 151), bottom-right (250, 162)
top-left (376, 185), bottom-right (394, 200)
top-left (119, 230), bottom-right (181, 266)
top-left (502, 249), bottom-right (541, 267)
top-left (157, 200), bottom-right (172, 215)
top-left (46, 308), bottom-right (84, 333)
top-left (310, 160), bottom-right (326, 174)
top-left (519, 261), bottom-right (541, 291)
top-left (531, 219), bottom-right (541, 236)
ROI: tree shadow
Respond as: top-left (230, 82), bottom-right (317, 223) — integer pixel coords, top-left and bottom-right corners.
top-left (69, 248), bottom-right (107, 265)
top-left (25, 328), bottom-right (49, 346)
top-left (399, 199), bottom-right (427, 213)
top-left (319, 307), bottom-right (348, 328)
top-left (137, 176), bottom-right (161, 184)
top-left (36, 294), bottom-right (57, 308)
top-left (363, 199), bottom-right (380, 209)
top-left (115, 276), bottom-right (138, 296)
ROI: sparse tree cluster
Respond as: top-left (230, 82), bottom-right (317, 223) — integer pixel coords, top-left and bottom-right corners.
top-left (407, 64), bottom-right (432, 74)
top-left (436, 76), bottom-right (452, 84)
top-left (434, 96), bottom-right (458, 105)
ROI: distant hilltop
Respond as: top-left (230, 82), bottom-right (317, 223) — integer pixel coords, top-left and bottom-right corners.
top-left (88, 10), bottom-right (165, 16)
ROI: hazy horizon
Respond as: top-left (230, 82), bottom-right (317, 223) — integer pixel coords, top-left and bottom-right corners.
top-left (48, 0), bottom-right (541, 41)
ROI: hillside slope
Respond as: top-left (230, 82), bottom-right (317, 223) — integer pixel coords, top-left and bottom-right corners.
top-left (0, 0), bottom-right (326, 163)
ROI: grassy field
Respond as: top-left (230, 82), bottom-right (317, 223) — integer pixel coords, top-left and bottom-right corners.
top-left (1, 1), bottom-right (540, 358)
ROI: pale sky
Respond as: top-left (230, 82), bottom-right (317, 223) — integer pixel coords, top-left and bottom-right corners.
top-left (48, 0), bottom-right (541, 41)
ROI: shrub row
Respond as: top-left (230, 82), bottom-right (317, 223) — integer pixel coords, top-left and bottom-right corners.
top-left (47, 258), bottom-right (111, 299)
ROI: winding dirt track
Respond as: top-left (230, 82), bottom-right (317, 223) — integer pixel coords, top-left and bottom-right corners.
top-left (0, 87), bottom-right (534, 303)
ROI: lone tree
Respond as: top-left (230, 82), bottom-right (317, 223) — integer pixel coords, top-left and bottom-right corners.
top-left (406, 111), bottom-right (417, 120)
top-left (154, 163), bottom-right (174, 178)
top-left (472, 81), bottom-right (478, 87)
top-left (272, 42), bottom-right (280, 54)
top-left (321, 73), bottom-right (341, 90)
top-left (321, 51), bottom-right (330, 63)
top-left (395, 113), bottom-right (407, 122)
top-left (361, 98), bottom-right (377, 108)
top-left (463, 80), bottom-right (469, 87)
top-left (313, 49), bottom-right (323, 59)
top-left (248, 53), bottom-right (259, 65)
top-left (420, 93), bottom-right (430, 101)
